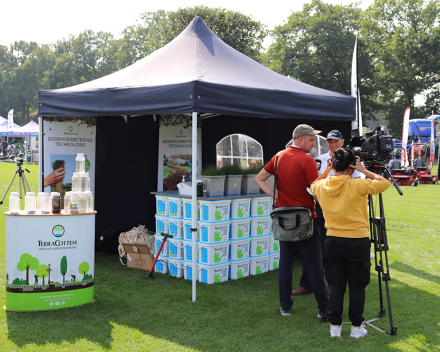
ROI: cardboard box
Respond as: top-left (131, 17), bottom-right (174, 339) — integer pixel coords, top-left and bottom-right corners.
top-left (121, 243), bottom-right (154, 270)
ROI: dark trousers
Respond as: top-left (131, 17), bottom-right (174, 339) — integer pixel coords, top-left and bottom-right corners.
top-left (299, 202), bottom-right (329, 288)
top-left (278, 219), bottom-right (328, 313)
top-left (325, 236), bottom-right (371, 326)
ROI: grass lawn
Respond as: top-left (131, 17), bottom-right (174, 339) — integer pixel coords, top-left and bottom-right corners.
top-left (1, 161), bottom-right (440, 351)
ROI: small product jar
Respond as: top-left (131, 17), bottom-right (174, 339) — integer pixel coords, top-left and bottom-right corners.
top-left (88, 191), bottom-right (94, 212)
top-left (72, 172), bottom-right (81, 192)
top-left (64, 191), bottom-right (72, 213)
top-left (51, 192), bottom-right (61, 214)
top-left (25, 192), bottom-right (37, 214)
top-left (40, 192), bottom-right (50, 214)
top-left (9, 192), bottom-right (20, 213)
top-left (79, 192), bottom-right (88, 213)
top-left (76, 153), bottom-right (85, 173)
top-left (70, 192), bottom-right (79, 213)
top-left (81, 172), bottom-right (90, 192)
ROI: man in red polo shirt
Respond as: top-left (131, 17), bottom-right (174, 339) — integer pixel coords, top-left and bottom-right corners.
top-left (255, 124), bottom-right (328, 318)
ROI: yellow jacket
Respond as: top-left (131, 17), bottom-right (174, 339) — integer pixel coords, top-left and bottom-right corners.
top-left (311, 176), bottom-right (391, 238)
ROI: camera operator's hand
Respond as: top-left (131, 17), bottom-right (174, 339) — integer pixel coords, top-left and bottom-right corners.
top-left (44, 167), bottom-right (65, 187)
top-left (350, 157), bottom-right (386, 180)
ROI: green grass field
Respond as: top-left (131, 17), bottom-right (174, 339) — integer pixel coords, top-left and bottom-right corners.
top-left (1, 162), bottom-right (440, 351)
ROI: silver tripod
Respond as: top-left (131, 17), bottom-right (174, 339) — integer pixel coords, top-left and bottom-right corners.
top-left (0, 158), bottom-right (31, 205)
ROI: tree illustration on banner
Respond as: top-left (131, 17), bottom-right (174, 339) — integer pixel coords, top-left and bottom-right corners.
top-left (60, 256), bottom-right (68, 282)
top-left (17, 253), bottom-right (39, 285)
top-left (78, 262), bottom-right (90, 280)
top-left (36, 264), bottom-right (49, 285)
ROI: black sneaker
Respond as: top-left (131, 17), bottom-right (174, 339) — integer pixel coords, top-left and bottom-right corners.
top-left (280, 307), bottom-right (291, 316)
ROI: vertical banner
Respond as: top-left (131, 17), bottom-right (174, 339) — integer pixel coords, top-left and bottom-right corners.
top-left (351, 32), bottom-right (359, 132)
top-left (410, 145), bottom-right (415, 165)
top-left (401, 107), bottom-right (410, 167)
top-left (157, 124), bottom-right (202, 191)
top-left (430, 115), bottom-right (435, 169)
top-left (42, 119), bottom-right (96, 196)
top-left (8, 109), bottom-right (14, 130)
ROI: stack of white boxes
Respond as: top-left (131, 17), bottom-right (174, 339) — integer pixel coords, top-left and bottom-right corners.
top-left (154, 194), bottom-right (280, 283)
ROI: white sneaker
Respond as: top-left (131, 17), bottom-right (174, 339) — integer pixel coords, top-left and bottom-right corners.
top-left (330, 325), bottom-right (342, 338)
top-left (370, 252), bottom-right (375, 259)
top-left (350, 324), bottom-right (368, 338)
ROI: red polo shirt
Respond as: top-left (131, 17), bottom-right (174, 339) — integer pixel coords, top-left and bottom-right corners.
top-left (264, 146), bottom-right (318, 211)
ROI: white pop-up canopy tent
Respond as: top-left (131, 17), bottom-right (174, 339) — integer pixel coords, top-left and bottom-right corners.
top-left (38, 17), bottom-right (356, 301)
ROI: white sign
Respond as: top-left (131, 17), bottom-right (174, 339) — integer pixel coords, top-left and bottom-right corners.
top-left (42, 119), bottom-right (96, 195)
top-left (157, 124), bottom-right (202, 191)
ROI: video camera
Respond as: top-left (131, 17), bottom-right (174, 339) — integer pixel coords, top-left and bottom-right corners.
top-left (348, 125), bottom-right (394, 170)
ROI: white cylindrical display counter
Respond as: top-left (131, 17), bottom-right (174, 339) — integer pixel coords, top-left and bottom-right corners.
top-left (4, 212), bottom-right (95, 311)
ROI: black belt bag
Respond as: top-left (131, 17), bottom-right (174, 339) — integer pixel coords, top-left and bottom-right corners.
top-left (271, 206), bottom-right (314, 242)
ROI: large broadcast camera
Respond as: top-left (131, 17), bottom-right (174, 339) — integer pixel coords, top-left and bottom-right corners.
top-left (348, 125), bottom-right (394, 170)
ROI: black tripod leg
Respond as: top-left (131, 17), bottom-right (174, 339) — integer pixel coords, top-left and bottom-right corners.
top-left (21, 171), bottom-right (31, 193)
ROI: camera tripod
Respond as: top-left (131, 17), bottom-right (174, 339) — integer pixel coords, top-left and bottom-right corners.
top-left (0, 159), bottom-right (31, 205)
top-left (363, 166), bottom-right (399, 336)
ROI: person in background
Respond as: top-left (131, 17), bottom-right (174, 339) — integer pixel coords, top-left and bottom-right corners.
top-left (292, 130), bottom-right (360, 296)
top-left (255, 124), bottom-right (328, 319)
top-left (1, 139), bottom-right (8, 159)
top-left (311, 148), bottom-right (390, 338)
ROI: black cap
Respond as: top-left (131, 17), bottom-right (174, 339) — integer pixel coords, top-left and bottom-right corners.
top-left (326, 130), bottom-right (344, 140)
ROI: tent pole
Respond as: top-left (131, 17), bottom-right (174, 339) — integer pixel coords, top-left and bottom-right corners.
top-left (39, 117), bottom-right (43, 192)
top-left (191, 111), bottom-right (197, 302)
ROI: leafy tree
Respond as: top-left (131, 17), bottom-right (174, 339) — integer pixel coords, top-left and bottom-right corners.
top-left (60, 256), bottom-right (67, 283)
top-left (36, 264), bottom-right (49, 285)
top-left (16, 253), bottom-right (39, 285)
top-left (360, 0), bottom-right (440, 136)
top-left (78, 261), bottom-right (90, 276)
top-left (116, 6), bottom-right (268, 67)
top-left (264, 0), bottom-right (379, 122)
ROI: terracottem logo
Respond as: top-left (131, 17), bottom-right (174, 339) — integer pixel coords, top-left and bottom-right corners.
top-left (69, 126), bottom-right (73, 132)
top-left (52, 225), bottom-right (65, 238)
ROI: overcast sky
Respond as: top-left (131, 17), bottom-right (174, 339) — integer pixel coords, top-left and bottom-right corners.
top-left (1, 0), bottom-right (374, 48)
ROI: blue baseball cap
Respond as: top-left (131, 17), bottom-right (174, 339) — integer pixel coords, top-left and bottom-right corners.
top-left (326, 130), bottom-right (344, 140)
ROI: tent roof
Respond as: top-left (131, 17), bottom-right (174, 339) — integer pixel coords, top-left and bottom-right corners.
top-left (409, 119), bottom-right (436, 137)
top-left (39, 17), bottom-right (355, 121)
top-left (11, 120), bottom-right (39, 136)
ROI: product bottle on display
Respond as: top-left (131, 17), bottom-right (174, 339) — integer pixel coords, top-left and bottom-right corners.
top-left (76, 153), bottom-right (85, 172)
top-left (79, 192), bottom-right (88, 213)
top-left (70, 192), bottom-right (79, 213)
top-left (36, 192), bottom-right (44, 211)
top-left (25, 192), bottom-right (36, 214)
top-left (41, 193), bottom-right (50, 214)
top-left (64, 191), bottom-right (72, 213)
top-left (9, 192), bottom-right (20, 213)
top-left (81, 172), bottom-right (90, 192)
top-left (72, 172), bottom-right (81, 192)
top-left (88, 191), bottom-right (94, 212)
top-left (51, 192), bottom-right (61, 213)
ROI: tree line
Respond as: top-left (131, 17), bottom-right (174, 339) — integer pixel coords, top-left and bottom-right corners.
top-left (0, 1), bottom-right (439, 137)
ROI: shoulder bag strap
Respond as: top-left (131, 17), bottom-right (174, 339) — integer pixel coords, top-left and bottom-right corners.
top-left (272, 151), bottom-right (282, 209)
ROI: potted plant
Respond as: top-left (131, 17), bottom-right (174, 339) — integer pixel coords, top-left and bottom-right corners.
top-left (222, 164), bottom-right (243, 196)
top-left (241, 164), bottom-right (262, 194)
top-left (201, 165), bottom-right (226, 197)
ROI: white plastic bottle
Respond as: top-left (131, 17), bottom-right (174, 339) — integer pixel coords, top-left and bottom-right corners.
top-left (72, 172), bottom-right (81, 192)
top-left (9, 192), bottom-right (20, 214)
top-left (81, 172), bottom-right (90, 192)
top-left (79, 192), bottom-right (88, 213)
top-left (70, 192), bottom-right (79, 213)
top-left (36, 192), bottom-right (45, 211)
top-left (64, 191), bottom-right (72, 213)
top-left (25, 192), bottom-right (36, 214)
top-left (76, 153), bottom-right (85, 173)
top-left (88, 191), bottom-right (94, 212)
top-left (41, 192), bottom-right (50, 214)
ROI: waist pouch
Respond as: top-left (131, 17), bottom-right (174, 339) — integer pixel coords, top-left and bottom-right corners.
top-left (271, 206), bottom-right (314, 242)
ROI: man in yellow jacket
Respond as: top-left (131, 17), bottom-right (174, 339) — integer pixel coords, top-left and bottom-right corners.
top-left (311, 148), bottom-right (390, 338)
